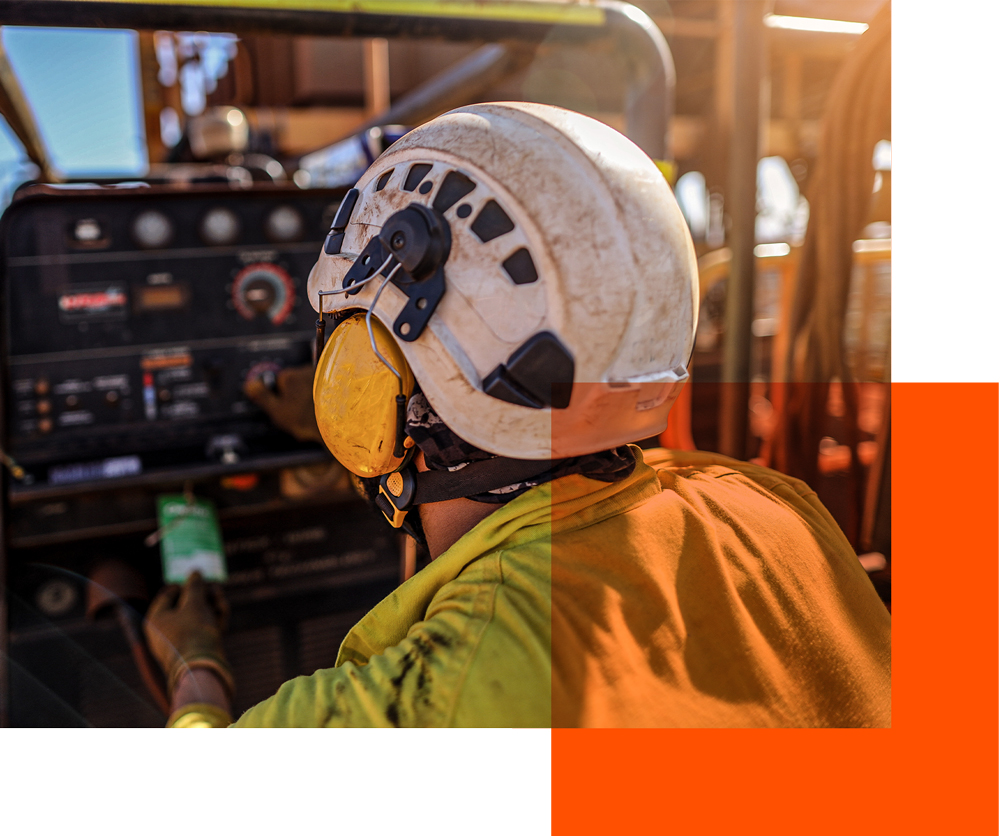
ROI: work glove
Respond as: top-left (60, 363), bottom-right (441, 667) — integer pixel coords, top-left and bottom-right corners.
top-left (244, 365), bottom-right (323, 443)
top-left (144, 572), bottom-right (234, 701)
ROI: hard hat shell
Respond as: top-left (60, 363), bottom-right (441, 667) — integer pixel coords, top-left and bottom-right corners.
top-left (308, 102), bottom-right (698, 460)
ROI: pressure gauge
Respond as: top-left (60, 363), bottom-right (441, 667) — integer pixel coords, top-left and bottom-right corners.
top-left (35, 578), bottom-right (78, 617)
top-left (200, 206), bottom-right (241, 246)
top-left (232, 262), bottom-right (295, 324)
top-left (264, 205), bottom-right (304, 243)
top-left (131, 209), bottom-right (173, 249)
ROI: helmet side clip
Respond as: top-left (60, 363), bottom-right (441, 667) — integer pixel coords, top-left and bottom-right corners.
top-left (340, 202), bottom-right (451, 343)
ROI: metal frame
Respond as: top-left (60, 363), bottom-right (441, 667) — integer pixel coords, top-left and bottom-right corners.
top-left (0, 0), bottom-right (674, 159)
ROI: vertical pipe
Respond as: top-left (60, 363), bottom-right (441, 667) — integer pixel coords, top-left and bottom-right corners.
top-left (363, 38), bottom-right (391, 117)
top-left (719, 0), bottom-right (767, 459)
top-left (711, 0), bottom-right (735, 191)
top-left (138, 32), bottom-right (167, 164)
top-left (783, 51), bottom-right (803, 156)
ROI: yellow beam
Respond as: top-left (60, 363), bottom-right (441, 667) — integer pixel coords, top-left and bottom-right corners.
top-left (40, 0), bottom-right (605, 25)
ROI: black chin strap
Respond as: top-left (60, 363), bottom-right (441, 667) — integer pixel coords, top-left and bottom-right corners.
top-left (377, 456), bottom-right (564, 529)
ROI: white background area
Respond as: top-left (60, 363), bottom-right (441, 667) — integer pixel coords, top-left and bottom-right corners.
top-left (3, 2), bottom-right (997, 834)
top-left (893, 3), bottom-right (999, 382)
top-left (4, 729), bottom-right (552, 834)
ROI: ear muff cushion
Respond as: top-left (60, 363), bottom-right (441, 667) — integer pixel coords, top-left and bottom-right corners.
top-left (313, 312), bottom-right (415, 477)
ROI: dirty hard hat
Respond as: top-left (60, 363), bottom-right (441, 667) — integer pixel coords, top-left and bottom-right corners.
top-left (309, 102), bottom-right (698, 462)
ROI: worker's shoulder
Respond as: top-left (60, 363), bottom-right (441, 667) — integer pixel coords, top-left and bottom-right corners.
top-left (638, 447), bottom-right (850, 558)
top-left (641, 446), bottom-right (816, 498)
top-left (428, 540), bottom-right (550, 622)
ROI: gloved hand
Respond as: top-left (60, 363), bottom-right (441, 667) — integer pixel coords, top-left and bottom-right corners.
top-left (244, 365), bottom-right (323, 443)
top-left (144, 572), bottom-right (234, 701)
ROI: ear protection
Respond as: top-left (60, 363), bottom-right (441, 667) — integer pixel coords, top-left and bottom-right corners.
top-left (310, 192), bottom-right (562, 530)
top-left (312, 311), bottom-right (415, 479)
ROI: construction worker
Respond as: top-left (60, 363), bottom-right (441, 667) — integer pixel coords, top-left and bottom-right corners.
top-left (144, 103), bottom-right (891, 728)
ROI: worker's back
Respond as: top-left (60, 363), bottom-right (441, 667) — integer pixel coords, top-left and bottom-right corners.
top-left (232, 446), bottom-right (890, 728)
top-left (547, 448), bottom-right (891, 727)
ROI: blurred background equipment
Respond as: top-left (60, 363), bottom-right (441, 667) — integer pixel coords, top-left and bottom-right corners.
top-left (297, 124), bottom-right (410, 189)
top-left (764, 4), bottom-right (891, 565)
top-left (0, 0), bottom-right (680, 727)
top-left (0, 0), bottom-right (892, 725)
top-left (1, 181), bottom-right (406, 727)
top-left (655, 0), bottom-right (890, 607)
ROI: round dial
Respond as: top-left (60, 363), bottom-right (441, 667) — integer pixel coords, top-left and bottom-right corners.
top-left (200, 207), bottom-right (241, 245)
top-left (264, 205), bottom-right (304, 242)
top-left (131, 209), bottom-right (173, 249)
top-left (36, 578), bottom-right (78, 617)
top-left (232, 262), bottom-right (295, 324)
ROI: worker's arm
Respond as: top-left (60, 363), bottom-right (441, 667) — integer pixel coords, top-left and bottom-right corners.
top-left (233, 549), bottom-right (552, 728)
top-left (231, 617), bottom-right (469, 728)
top-left (166, 669), bottom-right (232, 727)
top-left (144, 572), bottom-right (234, 728)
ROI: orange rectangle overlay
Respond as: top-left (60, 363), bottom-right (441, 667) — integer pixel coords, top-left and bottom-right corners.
top-left (552, 382), bottom-right (998, 832)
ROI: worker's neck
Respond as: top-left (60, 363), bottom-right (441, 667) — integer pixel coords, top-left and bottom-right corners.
top-left (418, 496), bottom-right (496, 560)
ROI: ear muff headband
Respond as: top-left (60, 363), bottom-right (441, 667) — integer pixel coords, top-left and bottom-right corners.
top-left (313, 312), bottom-right (415, 478)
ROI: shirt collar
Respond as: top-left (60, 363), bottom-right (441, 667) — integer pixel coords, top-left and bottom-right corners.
top-left (338, 445), bottom-right (661, 665)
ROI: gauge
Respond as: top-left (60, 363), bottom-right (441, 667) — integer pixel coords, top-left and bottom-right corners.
top-left (35, 578), bottom-right (78, 617)
top-left (73, 218), bottom-right (103, 243)
top-left (232, 262), bottom-right (295, 324)
top-left (264, 205), bottom-right (304, 243)
top-left (131, 209), bottom-right (173, 249)
top-left (200, 206), bottom-right (241, 246)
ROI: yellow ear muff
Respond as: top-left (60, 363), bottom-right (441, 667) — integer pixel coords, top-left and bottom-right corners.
top-left (313, 312), bottom-right (415, 478)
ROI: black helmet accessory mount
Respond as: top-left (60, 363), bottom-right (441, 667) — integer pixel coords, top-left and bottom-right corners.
top-left (342, 202), bottom-right (451, 342)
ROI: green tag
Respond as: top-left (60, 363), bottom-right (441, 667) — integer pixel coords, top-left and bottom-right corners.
top-left (156, 495), bottom-right (228, 583)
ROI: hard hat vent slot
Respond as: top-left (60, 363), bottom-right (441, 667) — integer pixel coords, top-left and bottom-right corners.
top-left (330, 188), bottom-right (359, 231)
top-left (482, 331), bottom-right (574, 410)
top-left (501, 247), bottom-right (538, 285)
top-left (433, 170), bottom-right (477, 213)
top-left (324, 231), bottom-right (344, 255)
top-left (403, 163), bottom-right (433, 192)
top-left (324, 187), bottom-right (360, 254)
top-left (471, 199), bottom-right (515, 242)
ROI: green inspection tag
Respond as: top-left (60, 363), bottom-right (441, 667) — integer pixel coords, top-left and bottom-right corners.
top-left (157, 495), bottom-right (228, 583)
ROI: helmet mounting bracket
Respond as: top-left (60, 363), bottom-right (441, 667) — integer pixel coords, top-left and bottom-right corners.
top-left (340, 202), bottom-right (451, 342)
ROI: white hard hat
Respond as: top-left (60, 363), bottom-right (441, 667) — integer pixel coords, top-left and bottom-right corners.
top-left (308, 102), bottom-right (698, 460)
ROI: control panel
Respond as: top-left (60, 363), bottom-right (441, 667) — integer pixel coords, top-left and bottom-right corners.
top-left (1, 184), bottom-right (407, 727)
top-left (2, 185), bottom-right (345, 492)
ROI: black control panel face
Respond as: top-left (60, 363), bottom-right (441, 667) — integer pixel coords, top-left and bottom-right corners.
top-left (2, 186), bottom-right (345, 488)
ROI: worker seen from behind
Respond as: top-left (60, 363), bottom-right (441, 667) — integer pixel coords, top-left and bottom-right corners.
top-left (144, 103), bottom-right (891, 727)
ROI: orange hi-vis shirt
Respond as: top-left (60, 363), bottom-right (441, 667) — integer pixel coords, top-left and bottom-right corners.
top-left (222, 446), bottom-right (890, 728)
top-left (549, 447), bottom-right (890, 727)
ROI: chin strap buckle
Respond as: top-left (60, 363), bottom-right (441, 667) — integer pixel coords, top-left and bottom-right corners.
top-left (376, 467), bottom-right (417, 529)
